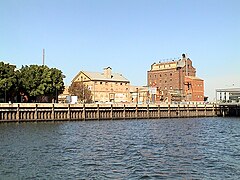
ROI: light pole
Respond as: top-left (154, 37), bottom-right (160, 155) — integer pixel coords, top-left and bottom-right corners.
top-left (53, 82), bottom-right (58, 103)
top-left (56, 86), bottom-right (58, 103)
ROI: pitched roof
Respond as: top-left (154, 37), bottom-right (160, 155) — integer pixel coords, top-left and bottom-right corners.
top-left (73, 70), bottom-right (130, 82)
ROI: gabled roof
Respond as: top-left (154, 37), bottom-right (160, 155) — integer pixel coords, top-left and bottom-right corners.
top-left (72, 70), bottom-right (130, 82)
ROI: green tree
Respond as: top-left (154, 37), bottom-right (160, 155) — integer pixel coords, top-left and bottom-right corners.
top-left (0, 62), bottom-right (17, 102)
top-left (69, 82), bottom-right (92, 103)
top-left (18, 65), bottom-right (65, 102)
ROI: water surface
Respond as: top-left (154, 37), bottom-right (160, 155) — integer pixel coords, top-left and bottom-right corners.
top-left (0, 117), bottom-right (240, 179)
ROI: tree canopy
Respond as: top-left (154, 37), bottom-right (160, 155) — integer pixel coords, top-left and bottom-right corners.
top-left (69, 82), bottom-right (92, 103)
top-left (0, 61), bottom-right (65, 103)
top-left (0, 62), bottom-right (17, 102)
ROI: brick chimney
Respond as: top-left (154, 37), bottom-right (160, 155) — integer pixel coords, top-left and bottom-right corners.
top-left (103, 67), bottom-right (112, 79)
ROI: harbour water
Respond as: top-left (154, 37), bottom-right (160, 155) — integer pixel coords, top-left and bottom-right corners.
top-left (0, 117), bottom-right (240, 179)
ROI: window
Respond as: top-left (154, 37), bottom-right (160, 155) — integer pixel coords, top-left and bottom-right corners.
top-left (170, 73), bottom-right (172, 76)
top-left (120, 83), bottom-right (123, 85)
top-left (100, 82), bottom-right (103, 84)
top-left (160, 74), bottom-right (162, 77)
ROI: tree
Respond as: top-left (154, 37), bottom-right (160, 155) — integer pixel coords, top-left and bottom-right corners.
top-left (0, 62), bottom-right (18, 102)
top-left (18, 65), bottom-right (65, 102)
top-left (69, 82), bottom-right (92, 103)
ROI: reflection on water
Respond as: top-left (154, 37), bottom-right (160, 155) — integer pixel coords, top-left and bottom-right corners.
top-left (0, 117), bottom-right (240, 179)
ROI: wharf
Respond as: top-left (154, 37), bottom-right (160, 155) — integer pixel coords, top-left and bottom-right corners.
top-left (0, 103), bottom-right (218, 123)
top-left (218, 103), bottom-right (240, 117)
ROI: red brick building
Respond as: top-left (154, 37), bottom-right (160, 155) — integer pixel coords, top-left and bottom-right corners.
top-left (147, 54), bottom-right (204, 102)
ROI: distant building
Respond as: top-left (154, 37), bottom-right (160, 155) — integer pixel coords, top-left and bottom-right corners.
top-left (130, 86), bottom-right (149, 104)
top-left (216, 88), bottom-right (240, 103)
top-left (72, 67), bottom-right (130, 103)
top-left (147, 54), bottom-right (204, 102)
top-left (58, 86), bottom-right (70, 103)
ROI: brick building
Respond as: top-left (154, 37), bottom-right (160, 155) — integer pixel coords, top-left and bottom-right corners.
top-left (147, 54), bottom-right (204, 102)
top-left (72, 67), bottom-right (130, 103)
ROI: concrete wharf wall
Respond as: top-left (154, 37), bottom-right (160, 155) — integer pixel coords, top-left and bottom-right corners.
top-left (0, 103), bottom-right (218, 123)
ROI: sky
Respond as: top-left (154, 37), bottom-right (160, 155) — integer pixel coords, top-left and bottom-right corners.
top-left (1, 0), bottom-right (240, 101)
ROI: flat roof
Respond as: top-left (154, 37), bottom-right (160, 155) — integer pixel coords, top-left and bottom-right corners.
top-left (216, 88), bottom-right (240, 92)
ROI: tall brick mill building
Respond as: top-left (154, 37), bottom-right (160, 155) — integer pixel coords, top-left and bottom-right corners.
top-left (147, 54), bottom-right (204, 102)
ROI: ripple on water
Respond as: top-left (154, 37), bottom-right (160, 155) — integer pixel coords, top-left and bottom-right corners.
top-left (0, 117), bottom-right (240, 179)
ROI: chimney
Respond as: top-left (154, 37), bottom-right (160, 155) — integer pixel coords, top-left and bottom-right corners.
top-left (182, 53), bottom-right (186, 59)
top-left (103, 67), bottom-right (112, 79)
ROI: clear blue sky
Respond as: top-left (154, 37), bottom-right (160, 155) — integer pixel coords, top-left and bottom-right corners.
top-left (1, 0), bottom-right (240, 100)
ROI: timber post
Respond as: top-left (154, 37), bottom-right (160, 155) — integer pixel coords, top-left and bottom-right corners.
top-left (51, 103), bottom-right (55, 120)
top-left (158, 105), bottom-right (161, 119)
top-left (196, 104), bottom-right (198, 117)
top-left (212, 104), bottom-right (215, 116)
top-left (110, 104), bottom-right (113, 120)
top-left (147, 104), bottom-right (150, 119)
top-left (35, 104), bottom-right (38, 121)
top-left (123, 104), bottom-right (126, 119)
top-left (135, 104), bottom-right (138, 119)
top-left (178, 105), bottom-right (180, 118)
top-left (97, 104), bottom-right (100, 120)
top-left (204, 104), bottom-right (207, 117)
top-left (67, 104), bottom-right (71, 120)
top-left (168, 104), bottom-right (171, 118)
top-left (83, 104), bottom-right (86, 121)
top-left (16, 104), bottom-right (20, 121)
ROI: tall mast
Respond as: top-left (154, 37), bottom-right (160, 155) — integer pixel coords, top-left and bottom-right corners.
top-left (43, 48), bottom-right (45, 65)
